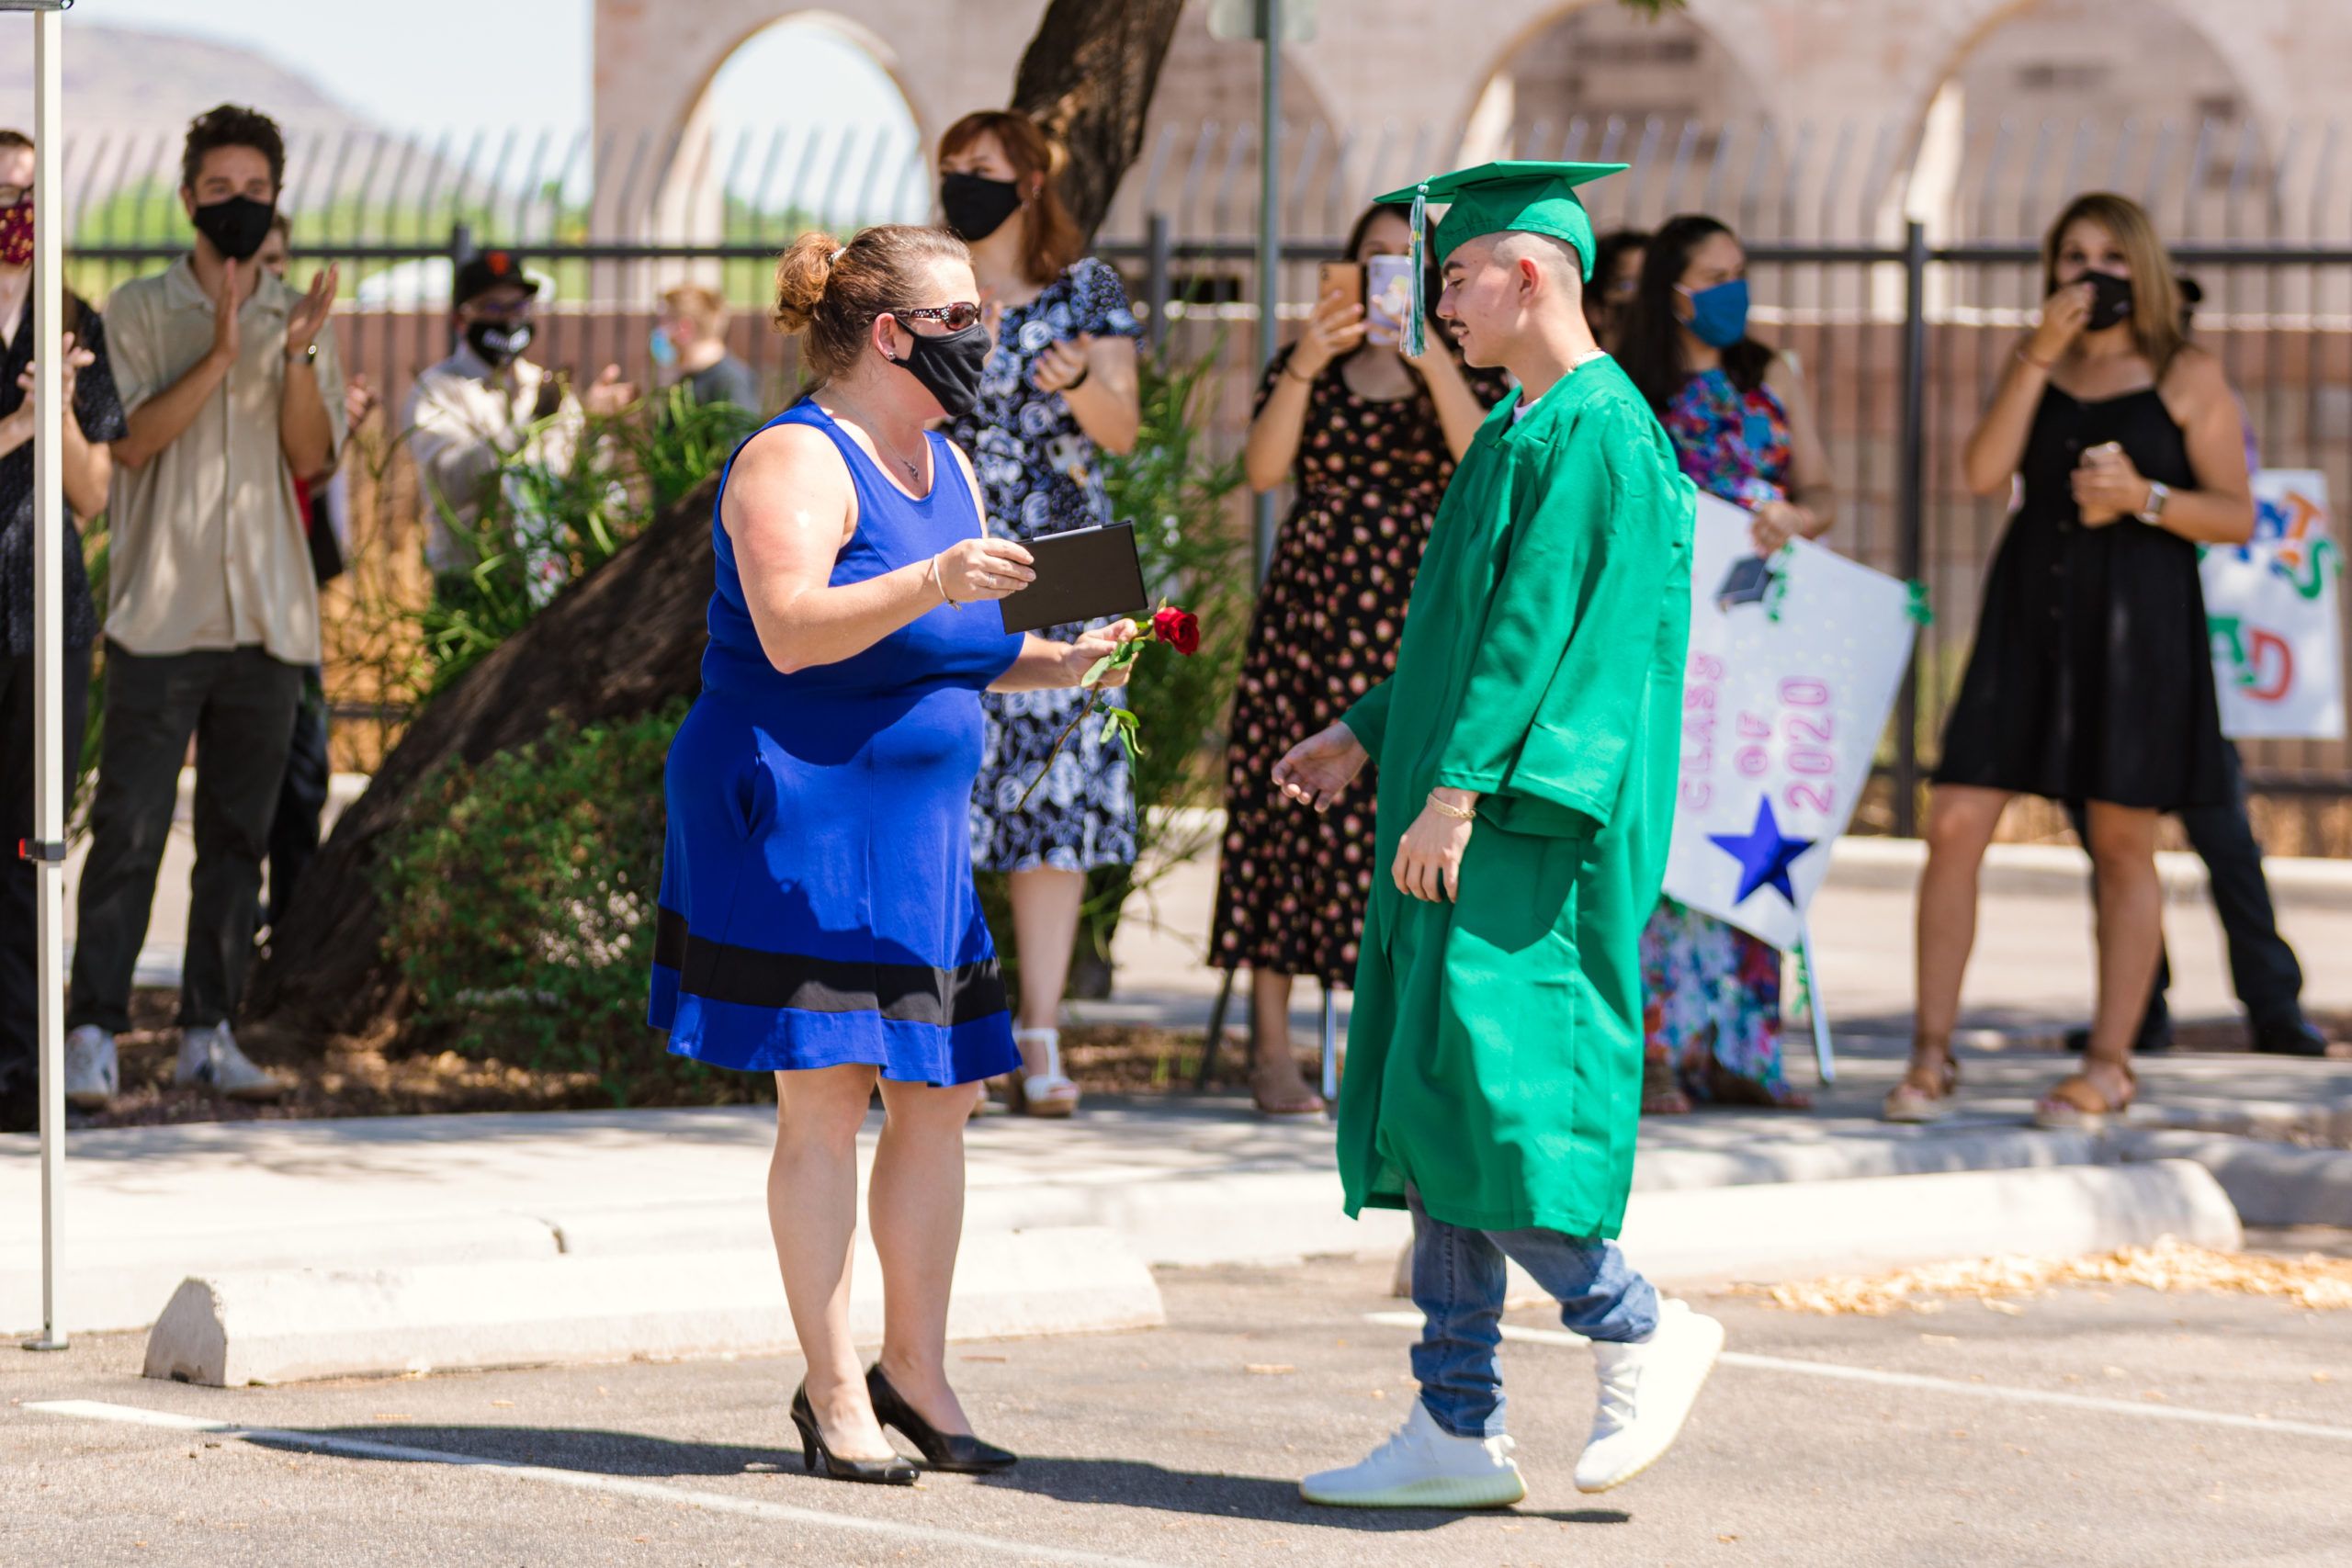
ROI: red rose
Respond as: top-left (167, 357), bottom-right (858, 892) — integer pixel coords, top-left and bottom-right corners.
top-left (1152, 605), bottom-right (1202, 656)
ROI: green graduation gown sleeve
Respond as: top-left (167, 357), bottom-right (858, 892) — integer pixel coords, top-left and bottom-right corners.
top-left (1336, 359), bottom-right (1695, 1237)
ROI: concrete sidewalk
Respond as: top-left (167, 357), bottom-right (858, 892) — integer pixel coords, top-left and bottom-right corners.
top-left (7, 1036), bottom-right (2346, 1337)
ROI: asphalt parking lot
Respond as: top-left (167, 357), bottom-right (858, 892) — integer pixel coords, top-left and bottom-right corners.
top-left (7, 1246), bottom-right (2349, 1568)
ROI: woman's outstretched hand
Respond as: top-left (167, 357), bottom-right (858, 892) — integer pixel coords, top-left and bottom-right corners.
top-left (1272, 723), bottom-right (1369, 813)
top-left (1066, 618), bottom-right (1142, 688)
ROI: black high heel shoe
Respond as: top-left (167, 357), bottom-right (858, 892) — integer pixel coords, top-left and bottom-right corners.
top-left (789, 1382), bottom-right (917, 1485)
top-left (866, 1364), bottom-right (1018, 1473)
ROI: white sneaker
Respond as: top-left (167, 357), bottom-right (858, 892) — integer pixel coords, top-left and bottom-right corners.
top-left (1300, 1399), bottom-right (1527, 1509)
top-left (175, 1024), bottom-right (288, 1102)
top-left (1575, 1299), bottom-right (1725, 1494)
top-left (62, 1026), bottom-right (118, 1110)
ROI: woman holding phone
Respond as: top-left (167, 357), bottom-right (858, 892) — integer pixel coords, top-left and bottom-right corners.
top-left (937, 108), bottom-right (1145, 1119)
top-left (1209, 201), bottom-right (1506, 1116)
top-left (1889, 192), bottom-right (2253, 1127)
top-left (1620, 213), bottom-right (1838, 1113)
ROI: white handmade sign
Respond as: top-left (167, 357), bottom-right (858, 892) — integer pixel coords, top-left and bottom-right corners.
top-left (2200, 470), bottom-right (2345, 740)
top-left (1662, 495), bottom-right (1917, 951)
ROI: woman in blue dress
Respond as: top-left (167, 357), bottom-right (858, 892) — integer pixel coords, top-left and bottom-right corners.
top-left (650, 224), bottom-right (1136, 1483)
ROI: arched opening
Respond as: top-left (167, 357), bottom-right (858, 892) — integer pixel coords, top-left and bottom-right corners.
top-left (691, 13), bottom-right (929, 237)
top-left (1907, 0), bottom-right (2270, 248)
top-left (1456, 1), bottom-right (1781, 237)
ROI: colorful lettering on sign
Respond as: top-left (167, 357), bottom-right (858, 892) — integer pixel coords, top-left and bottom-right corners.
top-left (2210, 614), bottom-right (2296, 701)
top-left (1680, 653), bottom-right (1725, 812)
top-left (1724, 676), bottom-right (1840, 819)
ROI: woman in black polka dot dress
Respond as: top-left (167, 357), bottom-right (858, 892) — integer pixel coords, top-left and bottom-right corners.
top-left (1209, 203), bottom-right (1510, 1116)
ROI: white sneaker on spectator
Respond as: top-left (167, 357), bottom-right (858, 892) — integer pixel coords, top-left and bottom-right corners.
top-left (175, 1023), bottom-right (288, 1102)
top-left (1575, 1298), bottom-right (1724, 1494)
top-left (1300, 1400), bottom-right (1526, 1509)
top-left (62, 1026), bottom-right (118, 1110)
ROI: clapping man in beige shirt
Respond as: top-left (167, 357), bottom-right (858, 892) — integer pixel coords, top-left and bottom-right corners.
top-left (63, 104), bottom-right (347, 1109)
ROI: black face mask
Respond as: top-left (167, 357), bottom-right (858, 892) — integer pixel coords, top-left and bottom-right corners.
top-left (191, 195), bottom-right (277, 264)
top-left (940, 172), bottom-right (1023, 243)
top-left (466, 319), bottom-right (533, 368)
top-left (2084, 270), bottom-right (2135, 333)
top-left (886, 319), bottom-right (991, 420)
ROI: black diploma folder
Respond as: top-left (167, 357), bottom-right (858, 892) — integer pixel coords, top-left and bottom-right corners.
top-left (997, 522), bottom-right (1150, 636)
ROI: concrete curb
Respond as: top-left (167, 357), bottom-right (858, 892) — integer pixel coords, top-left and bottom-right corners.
top-left (1393, 1158), bottom-right (2245, 1302)
top-left (1621, 1157), bottom-right (2241, 1283)
top-left (141, 1225), bottom-right (1165, 1387)
top-left (1, 1212), bottom-right (562, 1337)
top-left (2114, 1131), bottom-right (2352, 1227)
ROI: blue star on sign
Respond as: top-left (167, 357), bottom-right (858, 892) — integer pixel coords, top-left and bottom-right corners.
top-left (1709, 796), bottom-right (1815, 906)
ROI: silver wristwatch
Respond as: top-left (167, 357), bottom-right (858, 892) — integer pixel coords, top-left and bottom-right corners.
top-left (2137, 480), bottom-right (2171, 526)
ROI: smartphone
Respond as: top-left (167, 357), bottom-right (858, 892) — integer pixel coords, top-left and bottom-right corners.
top-left (1317, 261), bottom-right (1363, 309)
top-left (1364, 254), bottom-right (1418, 346)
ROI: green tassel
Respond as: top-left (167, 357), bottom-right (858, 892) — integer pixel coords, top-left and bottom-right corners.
top-left (1405, 182), bottom-right (1429, 358)
top-left (1905, 580), bottom-right (1935, 627)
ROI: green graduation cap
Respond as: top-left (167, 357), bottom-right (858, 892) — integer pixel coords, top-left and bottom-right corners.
top-left (1374, 161), bottom-right (1627, 354)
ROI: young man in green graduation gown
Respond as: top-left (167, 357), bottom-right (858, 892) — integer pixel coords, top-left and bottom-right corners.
top-left (1274, 162), bottom-right (1723, 1508)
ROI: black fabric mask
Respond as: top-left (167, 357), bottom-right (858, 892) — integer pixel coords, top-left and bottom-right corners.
top-left (192, 195), bottom-right (277, 264)
top-left (940, 172), bottom-right (1023, 243)
top-left (466, 320), bottom-right (533, 368)
top-left (887, 319), bottom-right (991, 420)
top-left (2084, 270), bottom-right (2135, 333)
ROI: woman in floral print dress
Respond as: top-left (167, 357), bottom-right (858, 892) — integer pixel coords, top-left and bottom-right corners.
top-left (940, 110), bottom-right (1144, 1118)
top-left (1621, 213), bottom-right (1839, 1112)
top-left (1209, 203), bottom-right (1507, 1117)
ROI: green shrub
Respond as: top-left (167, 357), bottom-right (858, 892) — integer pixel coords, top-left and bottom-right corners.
top-left (372, 702), bottom-right (753, 1104)
top-left (416, 387), bottom-right (763, 693)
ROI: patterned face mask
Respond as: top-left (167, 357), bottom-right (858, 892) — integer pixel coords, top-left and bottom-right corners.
top-left (0, 198), bottom-right (31, 268)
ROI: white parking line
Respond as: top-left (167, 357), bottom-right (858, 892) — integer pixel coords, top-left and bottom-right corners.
top-left (1362, 1313), bottom-right (2352, 1444)
top-left (28, 1400), bottom-right (1173, 1568)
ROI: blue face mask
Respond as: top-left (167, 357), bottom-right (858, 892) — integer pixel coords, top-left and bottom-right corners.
top-left (649, 326), bottom-right (678, 369)
top-left (1682, 277), bottom-right (1750, 349)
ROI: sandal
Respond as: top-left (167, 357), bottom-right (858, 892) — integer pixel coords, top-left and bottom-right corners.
top-left (1250, 1062), bottom-right (1325, 1119)
top-left (1882, 1052), bottom-right (1960, 1123)
top-left (2032, 1059), bottom-right (2137, 1131)
top-left (1705, 1058), bottom-right (1812, 1111)
top-left (1012, 1028), bottom-right (1080, 1118)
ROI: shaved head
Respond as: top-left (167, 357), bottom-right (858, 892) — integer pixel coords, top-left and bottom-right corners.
top-left (1494, 230), bottom-right (1588, 289)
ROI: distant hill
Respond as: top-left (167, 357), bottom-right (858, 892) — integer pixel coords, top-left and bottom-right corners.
top-left (0, 21), bottom-right (378, 204)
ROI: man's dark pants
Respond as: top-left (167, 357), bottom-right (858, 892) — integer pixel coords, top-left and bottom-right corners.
top-left (67, 644), bottom-right (301, 1035)
top-left (2066, 741), bottom-right (2305, 1038)
top-left (1, 643), bottom-right (90, 1099)
top-left (266, 667), bottom-right (330, 930)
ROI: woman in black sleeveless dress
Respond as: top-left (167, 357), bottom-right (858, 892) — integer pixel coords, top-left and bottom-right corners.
top-left (1889, 193), bottom-right (2256, 1130)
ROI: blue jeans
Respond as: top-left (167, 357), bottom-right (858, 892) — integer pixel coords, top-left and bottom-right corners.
top-left (1408, 1189), bottom-right (1659, 1439)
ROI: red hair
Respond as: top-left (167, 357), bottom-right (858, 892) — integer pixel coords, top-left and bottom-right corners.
top-left (938, 109), bottom-right (1082, 287)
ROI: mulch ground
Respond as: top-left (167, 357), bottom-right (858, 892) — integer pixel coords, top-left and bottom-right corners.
top-left (70, 989), bottom-right (2350, 1131)
top-left (72, 993), bottom-right (1295, 1129)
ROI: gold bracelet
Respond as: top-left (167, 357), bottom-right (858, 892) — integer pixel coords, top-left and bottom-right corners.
top-left (1425, 791), bottom-right (1477, 822)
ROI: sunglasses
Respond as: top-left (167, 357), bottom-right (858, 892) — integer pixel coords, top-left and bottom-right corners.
top-left (888, 301), bottom-right (984, 333)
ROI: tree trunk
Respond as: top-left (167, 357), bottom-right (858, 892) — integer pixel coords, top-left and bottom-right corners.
top-left (245, 5), bottom-right (1192, 1045)
top-left (1011, 0), bottom-right (1189, 240)
top-left (244, 482), bottom-right (718, 1040)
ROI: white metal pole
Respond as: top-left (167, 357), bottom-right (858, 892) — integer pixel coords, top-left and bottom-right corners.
top-left (1251, 0), bottom-right (1282, 581)
top-left (25, 2), bottom-right (69, 1354)
top-left (1797, 922), bottom-right (1836, 1088)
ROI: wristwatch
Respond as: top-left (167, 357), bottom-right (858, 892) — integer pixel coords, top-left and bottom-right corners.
top-left (2137, 480), bottom-right (2171, 526)
top-left (288, 342), bottom-right (319, 367)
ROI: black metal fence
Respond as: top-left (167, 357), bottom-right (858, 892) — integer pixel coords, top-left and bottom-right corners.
top-left (54, 117), bottom-right (2352, 838)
